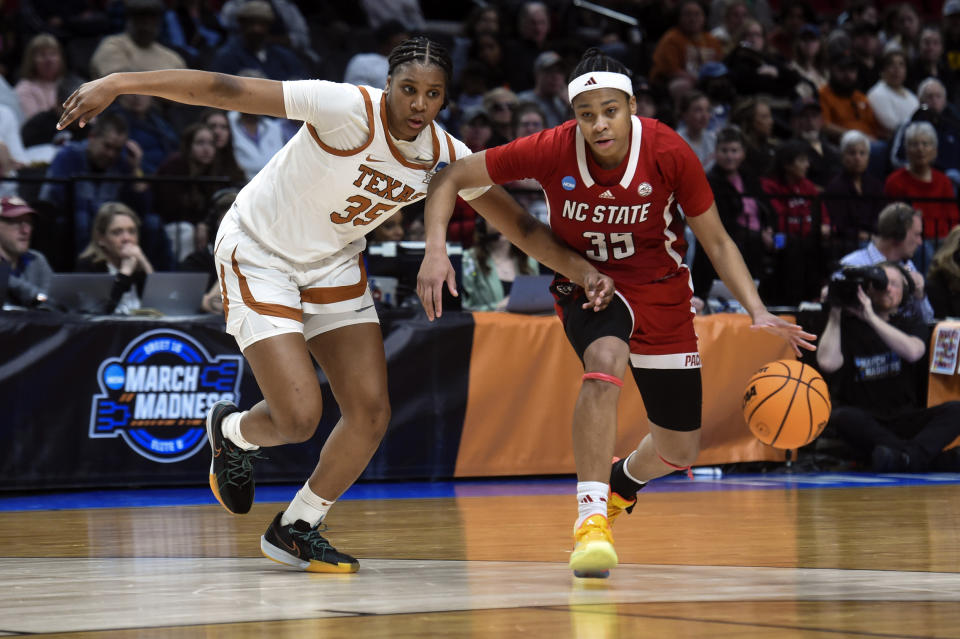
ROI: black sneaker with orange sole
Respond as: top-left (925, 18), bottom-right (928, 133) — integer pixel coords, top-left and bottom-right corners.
top-left (260, 511), bottom-right (360, 573)
top-left (206, 400), bottom-right (262, 514)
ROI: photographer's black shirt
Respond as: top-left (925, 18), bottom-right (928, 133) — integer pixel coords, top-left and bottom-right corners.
top-left (829, 313), bottom-right (929, 417)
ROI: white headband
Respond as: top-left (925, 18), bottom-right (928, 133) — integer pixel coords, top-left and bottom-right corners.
top-left (567, 71), bottom-right (634, 102)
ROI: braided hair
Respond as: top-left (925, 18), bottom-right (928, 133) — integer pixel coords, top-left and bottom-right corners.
top-left (387, 36), bottom-right (454, 106)
top-left (568, 47), bottom-right (631, 83)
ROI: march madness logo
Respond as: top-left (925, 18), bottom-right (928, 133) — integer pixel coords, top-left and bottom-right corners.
top-left (90, 329), bottom-right (243, 462)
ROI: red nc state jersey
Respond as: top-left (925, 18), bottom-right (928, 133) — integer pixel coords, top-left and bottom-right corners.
top-left (486, 117), bottom-right (714, 289)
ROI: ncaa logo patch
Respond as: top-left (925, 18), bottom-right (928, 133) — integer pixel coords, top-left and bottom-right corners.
top-left (90, 329), bottom-right (243, 463)
top-left (637, 182), bottom-right (653, 197)
top-left (561, 176), bottom-right (577, 191)
top-left (423, 161), bottom-right (449, 184)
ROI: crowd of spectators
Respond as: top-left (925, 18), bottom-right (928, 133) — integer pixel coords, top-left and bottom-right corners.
top-left (0, 0), bottom-right (954, 319)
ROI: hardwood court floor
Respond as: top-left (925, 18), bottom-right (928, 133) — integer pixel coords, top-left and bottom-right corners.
top-left (2, 475), bottom-right (960, 638)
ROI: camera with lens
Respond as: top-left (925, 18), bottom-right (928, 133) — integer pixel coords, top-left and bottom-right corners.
top-left (826, 265), bottom-right (888, 308)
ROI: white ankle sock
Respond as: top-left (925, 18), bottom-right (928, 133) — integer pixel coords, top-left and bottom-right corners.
top-left (575, 480), bottom-right (609, 531)
top-left (281, 483), bottom-right (334, 527)
top-left (622, 451), bottom-right (646, 485)
top-left (221, 411), bottom-right (258, 450)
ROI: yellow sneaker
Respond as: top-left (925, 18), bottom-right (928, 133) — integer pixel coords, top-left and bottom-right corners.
top-left (607, 491), bottom-right (637, 526)
top-left (569, 514), bottom-right (617, 578)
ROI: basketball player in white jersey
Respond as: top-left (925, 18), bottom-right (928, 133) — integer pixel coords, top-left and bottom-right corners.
top-left (58, 38), bottom-right (616, 573)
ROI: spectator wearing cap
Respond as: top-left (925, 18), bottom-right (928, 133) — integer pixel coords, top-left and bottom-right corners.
top-left (788, 23), bottom-right (827, 92)
top-left (907, 26), bottom-right (957, 103)
top-left (819, 55), bottom-right (884, 144)
top-left (90, 0), bottom-right (187, 78)
top-left (516, 51), bottom-right (572, 128)
top-left (790, 98), bottom-right (841, 188)
top-left (724, 19), bottom-right (807, 103)
top-left (945, 0), bottom-right (960, 80)
top-left (503, 1), bottom-right (553, 92)
top-left (867, 50), bottom-right (917, 135)
top-left (824, 130), bottom-right (884, 254)
top-left (650, 0), bottom-right (725, 95)
top-left (0, 196), bottom-right (53, 308)
top-left (207, 0), bottom-right (307, 81)
top-left (343, 20), bottom-right (409, 88)
top-left (709, 0), bottom-right (750, 55)
top-left (889, 78), bottom-right (960, 186)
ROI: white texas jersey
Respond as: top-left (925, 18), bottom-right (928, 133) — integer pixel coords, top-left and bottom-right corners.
top-left (232, 80), bottom-right (486, 264)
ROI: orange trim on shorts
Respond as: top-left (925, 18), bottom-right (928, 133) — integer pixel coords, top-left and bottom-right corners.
top-left (444, 131), bottom-right (457, 162)
top-left (300, 257), bottom-right (368, 305)
top-left (379, 96), bottom-right (440, 170)
top-left (219, 263), bottom-right (230, 322)
top-left (231, 248), bottom-right (303, 321)
top-left (306, 86), bottom-right (375, 156)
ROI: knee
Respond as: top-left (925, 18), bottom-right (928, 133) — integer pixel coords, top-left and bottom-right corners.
top-left (275, 395), bottom-right (324, 444)
top-left (344, 396), bottom-right (392, 443)
top-left (658, 432), bottom-right (701, 468)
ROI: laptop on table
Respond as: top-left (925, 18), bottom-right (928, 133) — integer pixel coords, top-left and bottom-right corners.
top-left (139, 272), bottom-right (208, 316)
top-left (46, 273), bottom-right (116, 314)
top-left (505, 274), bottom-right (556, 315)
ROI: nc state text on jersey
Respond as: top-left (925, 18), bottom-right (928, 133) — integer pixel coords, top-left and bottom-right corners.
top-left (562, 200), bottom-right (651, 225)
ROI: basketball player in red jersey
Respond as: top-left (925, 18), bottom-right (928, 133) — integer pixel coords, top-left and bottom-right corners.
top-left (419, 49), bottom-right (817, 578)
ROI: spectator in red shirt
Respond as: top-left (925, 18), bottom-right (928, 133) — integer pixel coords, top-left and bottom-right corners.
top-left (884, 121), bottom-right (960, 269)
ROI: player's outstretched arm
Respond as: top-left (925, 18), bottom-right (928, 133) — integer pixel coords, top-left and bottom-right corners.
top-left (687, 202), bottom-right (817, 356)
top-left (58, 70), bottom-right (285, 130)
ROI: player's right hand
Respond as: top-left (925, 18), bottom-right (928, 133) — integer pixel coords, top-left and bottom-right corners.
top-left (581, 272), bottom-right (615, 312)
top-left (58, 76), bottom-right (118, 130)
top-left (417, 251), bottom-right (457, 321)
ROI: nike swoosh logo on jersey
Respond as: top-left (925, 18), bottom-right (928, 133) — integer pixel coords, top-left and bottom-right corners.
top-left (365, 155), bottom-right (383, 162)
top-left (355, 305), bottom-right (375, 312)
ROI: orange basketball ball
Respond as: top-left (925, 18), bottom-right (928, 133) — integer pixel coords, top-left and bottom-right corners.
top-left (742, 359), bottom-right (831, 449)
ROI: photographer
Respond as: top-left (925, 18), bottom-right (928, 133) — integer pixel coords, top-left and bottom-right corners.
top-left (818, 262), bottom-right (960, 472)
top-left (840, 202), bottom-right (934, 322)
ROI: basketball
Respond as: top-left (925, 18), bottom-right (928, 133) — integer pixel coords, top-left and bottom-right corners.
top-left (742, 359), bottom-right (831, 449)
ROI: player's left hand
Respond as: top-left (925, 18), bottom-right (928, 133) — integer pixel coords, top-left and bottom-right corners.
top-left (581, 272), bottom-right (615, 312)
top-left (750, 310), bottom-right (817, 356)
